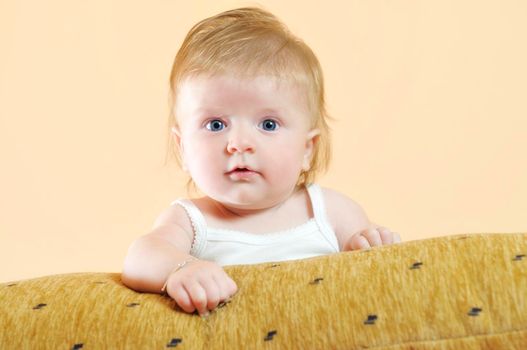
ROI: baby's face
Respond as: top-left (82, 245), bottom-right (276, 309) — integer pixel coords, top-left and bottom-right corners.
top-left (173, 74), bottom-right (319, 210)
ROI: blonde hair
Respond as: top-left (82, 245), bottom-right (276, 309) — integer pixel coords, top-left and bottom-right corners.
top-left (165, 7), bottom-right (333, 193)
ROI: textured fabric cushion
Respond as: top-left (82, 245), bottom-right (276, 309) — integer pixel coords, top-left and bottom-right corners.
top-left (1, 233), bottom-right (526, 349)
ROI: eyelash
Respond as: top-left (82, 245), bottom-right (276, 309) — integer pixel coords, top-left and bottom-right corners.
top-left (204, 118), bottom-right (281, 132)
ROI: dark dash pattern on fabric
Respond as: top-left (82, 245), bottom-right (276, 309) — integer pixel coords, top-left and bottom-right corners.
top-left (410, 262), bottom-right (423, 269)
top-left (166, 338), bottom-right (182, 347)
top-left (309, 277), bottom-right (324, 285)
top-left (264, 330), bottom-right (277, 341)
top-left (218, 299), bottom-right (232, 308)
top-left (468, 307), bottom-right (482, 316)
top-left (364, 314), bottom-right (378, 325)
top-left (32, 303), bottom-right (47, 310)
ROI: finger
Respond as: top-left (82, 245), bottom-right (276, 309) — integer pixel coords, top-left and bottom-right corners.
top-left (183, 281), bottom-right (209, 316)
top-left (361, 228), bottom-right (383, 247)
top-left (393, 232), bottom-right (402, 243)
top-left (212, 274), bottom-right (230, 302)
top-left (213, 274), bottom-right (237, 302)
top-left (348, 233), bottom-right (371, 250)
top-left (170, 282), bottom-right (195, 314)
top-left (222, 269), bottom-right (239, 296)
top-left (227, 276), bottom-right (238, 296)
top-left (377, 227), bottom-right (394, 245)
top-left (198, 275), bottom-right (221, 311)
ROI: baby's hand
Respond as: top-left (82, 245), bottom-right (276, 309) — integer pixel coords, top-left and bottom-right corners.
top-left (163, 259), bottom-right (238, 316)
top-left (344, 225), bottom-right (401, 251)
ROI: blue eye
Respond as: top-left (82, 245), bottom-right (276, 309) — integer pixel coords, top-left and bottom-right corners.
top-left (259, 119), bottom-right (279, 131)
top-left (206, 119), bottom-right (225, 132)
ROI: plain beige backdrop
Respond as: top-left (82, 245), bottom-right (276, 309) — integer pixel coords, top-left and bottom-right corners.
top-left (1, 0), bottom-right (526, 283)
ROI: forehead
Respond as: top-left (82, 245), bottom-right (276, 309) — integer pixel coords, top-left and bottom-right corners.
top-left (175, 74), bottom-right (310, 116)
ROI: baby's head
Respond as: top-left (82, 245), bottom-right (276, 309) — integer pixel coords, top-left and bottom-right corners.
top-left (166, 7), bottom-right (332, 206)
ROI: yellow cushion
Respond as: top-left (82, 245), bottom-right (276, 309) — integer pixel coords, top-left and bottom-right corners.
top-left (1, 233), bottom-right (527, 349)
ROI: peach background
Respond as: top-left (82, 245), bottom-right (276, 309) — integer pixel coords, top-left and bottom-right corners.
top-left (1, 0), bottom-right (526, 283)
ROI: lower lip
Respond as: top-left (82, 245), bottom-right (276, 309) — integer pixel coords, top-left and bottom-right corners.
top-left (227, 170), bottom-right (259, 180)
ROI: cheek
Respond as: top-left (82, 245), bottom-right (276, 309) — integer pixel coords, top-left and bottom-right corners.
top-left (183, 137), bottom-right (224, 168)
top-left (264, 140), bottom-right (305, 174)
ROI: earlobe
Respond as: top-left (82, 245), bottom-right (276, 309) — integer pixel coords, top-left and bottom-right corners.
top-left (302, 156), bottom-right (310, 171)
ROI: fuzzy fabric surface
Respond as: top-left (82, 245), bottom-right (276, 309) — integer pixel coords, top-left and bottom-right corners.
top-left (1, 233), bottom-right (526, 349)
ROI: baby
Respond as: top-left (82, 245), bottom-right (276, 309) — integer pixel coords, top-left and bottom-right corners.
top-left (122, 7), bottom-right (401, 317)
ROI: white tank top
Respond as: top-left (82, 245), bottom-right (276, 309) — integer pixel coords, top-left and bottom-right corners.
top-left (170, 183), bottom-right (340, 266)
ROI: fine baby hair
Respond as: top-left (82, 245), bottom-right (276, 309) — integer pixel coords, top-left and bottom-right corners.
top-left (165, 6), bottom-right (332, 189)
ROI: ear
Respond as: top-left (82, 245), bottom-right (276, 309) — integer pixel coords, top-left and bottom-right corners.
top-left (302, 128), bottom-right (321, 171)
top-left (171, 126), bottom-right (182, 145)
top-left (171, 126), bottom-right (188, 172)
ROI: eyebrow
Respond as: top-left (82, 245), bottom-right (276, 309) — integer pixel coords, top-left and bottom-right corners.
top-left (196, 107), bottom-right (281, 115)
top-left (258, 108), bottom-right (281, 115)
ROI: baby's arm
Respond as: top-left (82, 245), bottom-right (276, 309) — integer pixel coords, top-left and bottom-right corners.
top-left (121, 205), bottom-right (237, 316)
top-left (323, 187), bottom-right (401, 251)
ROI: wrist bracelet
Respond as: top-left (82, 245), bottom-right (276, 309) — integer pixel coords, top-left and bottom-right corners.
top-left (161, 258), bottom-right (197, 294)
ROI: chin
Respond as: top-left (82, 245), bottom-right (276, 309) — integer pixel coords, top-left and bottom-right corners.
top-left (205, 183), bottom-right (294, 210)
top-left (214, 191), bottom-right (269, 210)
top-left (222, 196), bottom-right (264, 209)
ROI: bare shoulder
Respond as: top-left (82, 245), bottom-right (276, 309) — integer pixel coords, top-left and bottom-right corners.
top-left (320, 186), bottom-right (371, 250)
top-left (145, 202), bottom-right (195, 252)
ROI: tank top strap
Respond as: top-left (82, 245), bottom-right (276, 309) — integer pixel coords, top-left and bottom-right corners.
top-left (170, 199), bottom-right (207, 256)
top-left (306, 183), bottom-right (340, 252)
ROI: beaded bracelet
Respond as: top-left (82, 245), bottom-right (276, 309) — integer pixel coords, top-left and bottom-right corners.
top-left (160, 258), bottom-right (197, 294)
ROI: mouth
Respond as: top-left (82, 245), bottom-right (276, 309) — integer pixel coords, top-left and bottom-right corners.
top-left (226, 167), bottom-right (260, 179)
top-left (226, 166), bottom-right (256, 174)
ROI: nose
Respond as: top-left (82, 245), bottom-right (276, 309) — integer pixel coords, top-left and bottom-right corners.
top-left (226, 127), bottom-right (255, 154)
